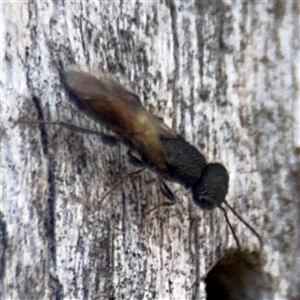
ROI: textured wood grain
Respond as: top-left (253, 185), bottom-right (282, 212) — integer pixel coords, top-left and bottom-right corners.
top-left (1, 1), bottom-right (299, 299)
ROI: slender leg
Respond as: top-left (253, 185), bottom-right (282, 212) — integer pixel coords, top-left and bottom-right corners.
top-left (127, 149), bottom-right (146, 167)
top-left (15, 120), bottom-right (120, 146)
top-left (98, 169), bottom-right (145, 205)
top-left (98, 149), bottom-right (148, 206)
top-left (143, 179), bottom-right (177, 218)
top-left (127, 149), bottom-right (177, 215)
top-left (159, 180), bottom-right (176, 203)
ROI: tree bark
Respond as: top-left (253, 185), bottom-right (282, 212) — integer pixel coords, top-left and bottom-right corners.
top-left (1, 1), bottom-right (299, 299)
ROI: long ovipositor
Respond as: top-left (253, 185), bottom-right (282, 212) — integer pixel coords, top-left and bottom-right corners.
top-left (63, 69), bottom-right (262, 250)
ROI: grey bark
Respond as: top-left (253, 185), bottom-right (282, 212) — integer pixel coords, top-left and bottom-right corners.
top-left (1, 1), bottom-right (299, 300)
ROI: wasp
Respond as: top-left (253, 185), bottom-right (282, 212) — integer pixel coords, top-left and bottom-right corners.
top-left (18, 68), bottom-right (263, 250)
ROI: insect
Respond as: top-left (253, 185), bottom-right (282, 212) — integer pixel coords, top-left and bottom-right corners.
top-left (18, 68), bottom-right (263, 250)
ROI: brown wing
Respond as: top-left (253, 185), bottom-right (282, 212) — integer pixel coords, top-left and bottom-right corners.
top-left (64, 69), bottom-right (176, 170)
top-left (148, 113), bottom-right (179, 138)
top-left (64, 70), bottom-right (146, 135)
top-left (64, 70), bottom-right (142, 105)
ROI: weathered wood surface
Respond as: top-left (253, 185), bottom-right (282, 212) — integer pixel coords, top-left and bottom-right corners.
top-left (1, 1), bottom-right (299, 299)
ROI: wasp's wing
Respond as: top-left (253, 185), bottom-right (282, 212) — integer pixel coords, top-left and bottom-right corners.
top-left (108, 78), bottom-right (142, 107)
top-left (64, 70), bottom-right (147, 134)
top-left (63, 69), bottom-right (179, 171)
top-left (64, 70), bottom-right (142, 107)
top-left (149, 113), bottom-right (179, 138)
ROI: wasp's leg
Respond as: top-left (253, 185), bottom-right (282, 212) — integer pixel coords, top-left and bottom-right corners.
top-left (143, 179), bottom-right (176, 221)
top-left (159, 180), bottom-right (176, 204)
top-left (127, 149), bottom-right (147, 167)
top-left (14, 119), bottom-right (121, 146)
top-left (99, 169), bottom-right (144, 205)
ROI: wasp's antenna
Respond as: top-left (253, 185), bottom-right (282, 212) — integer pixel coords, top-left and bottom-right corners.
top-left (219, 206), bottom-right (241, 251)
top-left (224, 200), bottom-right (263, 251)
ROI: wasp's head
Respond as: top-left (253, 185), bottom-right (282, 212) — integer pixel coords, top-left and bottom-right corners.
top-left (192, 163), bottom-right (229, 210)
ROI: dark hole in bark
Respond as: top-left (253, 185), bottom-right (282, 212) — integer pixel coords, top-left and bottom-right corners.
top-left (205, 250), bottom-right (272, 300)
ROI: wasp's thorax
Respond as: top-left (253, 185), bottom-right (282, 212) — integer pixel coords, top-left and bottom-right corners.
top-left (158, 136), bottom-right (207, 187)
